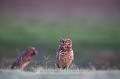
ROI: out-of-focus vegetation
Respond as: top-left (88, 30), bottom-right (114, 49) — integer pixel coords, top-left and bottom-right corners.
top-left (0, 15), bottom-right (120, 69)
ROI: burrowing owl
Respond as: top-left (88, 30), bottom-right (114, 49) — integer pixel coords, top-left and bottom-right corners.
top-left (56, 38), bottom-right (74, 69)
top-left (11, 47), bottom-right (37, 69)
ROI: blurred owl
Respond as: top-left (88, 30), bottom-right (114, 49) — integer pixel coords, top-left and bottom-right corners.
top-left (11, 47), bottom-right (37, 70)
top-left (56, 38), bottom-right (74, 69)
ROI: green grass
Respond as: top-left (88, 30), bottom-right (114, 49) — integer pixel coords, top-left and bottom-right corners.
top-left (0, 16), bottom-right (120, 58)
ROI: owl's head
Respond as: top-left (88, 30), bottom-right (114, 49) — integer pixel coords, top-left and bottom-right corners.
top-left (25, 47), bottom-right (38, 56)
top-left (59, 38), bottom-right (72, 50)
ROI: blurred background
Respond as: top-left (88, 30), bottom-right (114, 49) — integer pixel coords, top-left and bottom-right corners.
top-left (0, 0), bottom-right (120, 69)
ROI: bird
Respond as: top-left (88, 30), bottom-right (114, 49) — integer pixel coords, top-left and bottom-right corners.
top-left (56, 38), bottom-right (74, 69)
top-left (11, 47), bottom-right (37, 70)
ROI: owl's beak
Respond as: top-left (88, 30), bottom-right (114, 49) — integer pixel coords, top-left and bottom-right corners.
top-left (66, 46), bottom-right (71, 49)
top-left (34, 50), bottom-right (38, 55)
top-left (32, 50), bottom-right (38, 55)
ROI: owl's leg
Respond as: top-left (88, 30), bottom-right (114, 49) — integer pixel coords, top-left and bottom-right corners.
top-left (57, 64), bottom-right (60, 68)
top-left (66, 65), bottom-right (70, 70)
top-left (56, 64), bottom-right (62, 70)
top-left (21, 66), bottom-right (24, 70)
top-left (66, 63), bottom-right (72, 69)
top-left (11, 65), bottom-right (16, 69)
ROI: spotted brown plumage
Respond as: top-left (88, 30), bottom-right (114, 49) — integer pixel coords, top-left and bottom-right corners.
top-left (56, 38), bottom-right (74, 69)
top-left (11, 47), bottom-right (37, 69)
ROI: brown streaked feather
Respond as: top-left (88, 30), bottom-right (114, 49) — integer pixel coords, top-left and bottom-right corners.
top-left (56, 38), bottom-right (74, 69)
top-left (11, 47), bottom-right (37, 69)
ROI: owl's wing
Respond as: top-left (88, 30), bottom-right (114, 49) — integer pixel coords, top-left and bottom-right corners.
top-left (14, 51), bottom-right (26, 64)
top-left (56, 48), bottom-right (61, 64)
top-left (71, 50), bottom-right (74, 60)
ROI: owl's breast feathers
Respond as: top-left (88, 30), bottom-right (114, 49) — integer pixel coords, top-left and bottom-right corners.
top-left (57, 49), bottom-right (74, 63)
